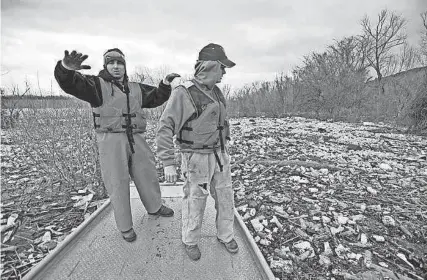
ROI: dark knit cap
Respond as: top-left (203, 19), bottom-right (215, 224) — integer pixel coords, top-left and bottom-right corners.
top-left (103, 48), bottom-right (126, 66)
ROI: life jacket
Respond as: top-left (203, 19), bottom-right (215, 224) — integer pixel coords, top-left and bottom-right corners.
top-left (176, 81), bottom-right (231, 170)
top-left (92, 78), bottom-right (147, 133)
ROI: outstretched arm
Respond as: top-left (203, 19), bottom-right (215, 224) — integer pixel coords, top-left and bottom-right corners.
top-left (54, 50), bottom-right (102, 107)
top-left (141, 73), bottom-right (180, 108)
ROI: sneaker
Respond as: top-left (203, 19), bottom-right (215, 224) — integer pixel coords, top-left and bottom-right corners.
top-left (184, 244), bottom-right (201, 261)
top-left (218, 238), bottom-right (239, 254)
top-left (121, 228), bottom-right (136, 242)
top-left (148, 205), bottom-right (174, 217)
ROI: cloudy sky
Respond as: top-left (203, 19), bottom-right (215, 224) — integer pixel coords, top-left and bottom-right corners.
top-left (1, 0), bottom-right (426, 94)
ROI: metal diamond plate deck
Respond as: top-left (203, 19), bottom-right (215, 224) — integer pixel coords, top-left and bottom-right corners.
top-left (26, 184), bottom-right (271, 280)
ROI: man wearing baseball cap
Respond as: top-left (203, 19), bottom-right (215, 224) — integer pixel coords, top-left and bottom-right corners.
top-left (54, 48), bottom-right (180, 242)
top-left (198, 43), bottom-right (236, 68)
top-left (156, 43), bottom-right (238, 260)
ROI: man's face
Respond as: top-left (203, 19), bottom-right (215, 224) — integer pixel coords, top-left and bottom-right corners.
top-left (106, 60), bottom-right (125, 79)
top-left (217, 65), bottom-right (226, 83)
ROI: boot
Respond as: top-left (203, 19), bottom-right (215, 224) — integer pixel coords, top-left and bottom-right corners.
top-left (218, 238), bottom-right (239, 254)
top-left (184, 244), bottom-right (201, 261)
top-left (148, 205), bottom-right (174, 217)
top-left (121, 228), bottom-right (136, 242)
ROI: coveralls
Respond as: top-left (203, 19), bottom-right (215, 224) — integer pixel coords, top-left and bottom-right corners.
top-left (54, 61), bottom-right (171, 232)
top-left (156, 61), bottom-right (235, 245)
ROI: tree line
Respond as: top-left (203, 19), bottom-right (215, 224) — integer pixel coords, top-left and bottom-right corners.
top-left (227, 9), bottom-right (427, 132)
top-left (2, 9), bottom-right (427, 132)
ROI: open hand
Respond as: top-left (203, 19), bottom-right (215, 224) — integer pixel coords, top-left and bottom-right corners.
top-left (62, 50), bottom-right (91, 71)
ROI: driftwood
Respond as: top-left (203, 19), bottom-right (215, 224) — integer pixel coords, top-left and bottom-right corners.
top-left (371, 263), bottom-right (422, 280)
top-left (373, 251), bottom-right (424, 280)
top-left (1, 245), bottom-right (17, 253)
top-left (342, 263), bottom-right (419, 280)
top-left (244, 160), bottom-right (344, 171)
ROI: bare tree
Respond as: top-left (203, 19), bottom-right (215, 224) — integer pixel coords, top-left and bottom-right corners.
top-left (387, 42), bottom-right (422, 73)
top-left (129, 65), bottom-right (181, 120)
top-left (292, 38), bottom-right (371, 119)
top-left (329, 36), bottom-right (369, 73)
top-left (1, 82), bottom-right (31, 128)
top-left (422, 11), bottom-right (427, 30)
top-left (361, 9), bottom-right (407, 82)
top-left (273, 72), bottom-right (293, 111)
top-left (221, 84), bottom-right (232, 99)
top-left (420, 11), bottom-right (427, 64)
top-left (130, 66), bottom-right (165, 85)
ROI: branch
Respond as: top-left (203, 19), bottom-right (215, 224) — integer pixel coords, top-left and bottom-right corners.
top-left (421, 11), bottom-right (427, 30)
top-left (376, 9), bottom-right (388, 38)
top-left (244, 160), bottom-right (347, 172)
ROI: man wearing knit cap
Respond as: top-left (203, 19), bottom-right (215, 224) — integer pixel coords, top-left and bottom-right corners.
top-left (54, 48), bottom-right (180, 242)
top-left (156, 43), bottom-right (238, 260)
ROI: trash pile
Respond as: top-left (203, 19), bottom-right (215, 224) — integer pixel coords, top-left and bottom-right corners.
top-left (230, 117), bottom-right (427, 280)
top-left (1, 129), bottom-right (106, 279)
top-left (1, 116), bottom-right (426, 279)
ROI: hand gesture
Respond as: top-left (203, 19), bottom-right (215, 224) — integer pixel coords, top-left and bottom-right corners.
top-left (62, 50), bottom-right (91, 71)
top-left (164, 73), bottom-right (181, 84)
top-left (164, 165), bottom-right (178, 183)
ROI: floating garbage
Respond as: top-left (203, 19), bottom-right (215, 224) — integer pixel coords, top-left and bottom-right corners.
top-left (293, 241), bottom-right (315, 258)
top-left (236, 204), bottom-right (248, 212)
top-left (382, 215), bottom-right (396, 226)
top-left (250, 218), bottom-right (264, 232)
top-left (335, 244), bottom-right (349, 259)
top-left (337, 216), bottom-right (349, 225)
top-left (270, 216), bottom-right (283, 230)
top-left (319, 254), bottom-right (331, 266)
top-left (322, 216), bottom-right (331, 223)
top-left (259, 239), bottom-right (271, 246)
top-left (364, 250), bottom-right (372, 268)
top-left (249, 208), bottom-right (256, 217)
top-left (366, 186), bottom-right (378, 195)
top-left (372, 235), bottom-right (385, 242)
top-left (379, 163), bottom-right (392, 171)
top-left (360, 233), bottom-right (368, 244)
top-left (242, 212), bottom-right (252, 220)
top-left (324, 242), bottom-right (333, 256)
top-left (379, 262), bottom-right (388, 268)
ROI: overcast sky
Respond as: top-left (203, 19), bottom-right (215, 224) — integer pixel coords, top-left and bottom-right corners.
top-left (1, 0), bottom-right (426, 94)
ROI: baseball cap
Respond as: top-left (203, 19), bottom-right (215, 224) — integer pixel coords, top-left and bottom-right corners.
top-left (198, 43), bottom-right (236, 68)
